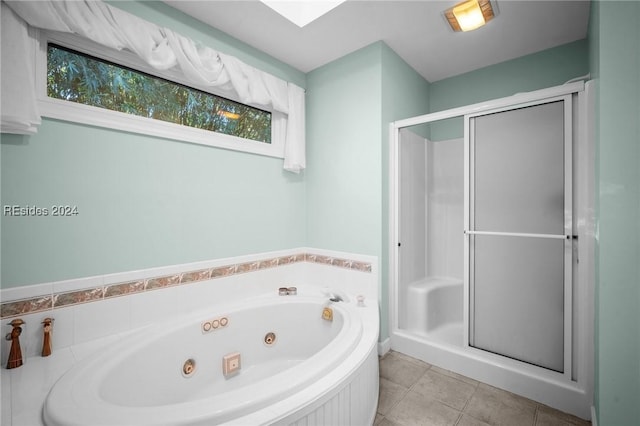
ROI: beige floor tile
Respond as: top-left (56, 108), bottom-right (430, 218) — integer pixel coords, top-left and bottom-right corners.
top-left (388, 350), bottom-right (432, 368)
top-left (379, 377), bottom-right (409, 416)
top-left (378, 416), bottom-right (404, 426)
top-left (377, 351), bottom-right (586, 426)
top-left (380, 351), bottom-right (430, 388)
top-left (535, 404), bottom-right (591, 426)
top-left (387, 389), bottom-right (461, 426)
top-left (412, 369), bottom-right (477, 410)
top-left (456, 414), bottom-right (492, 426)
top-left (463, 384), bottom-right (536, 426)
top-left (482, 383), bottom-right (537, 409)
top-left (429, 365), bottom-right (480, 388)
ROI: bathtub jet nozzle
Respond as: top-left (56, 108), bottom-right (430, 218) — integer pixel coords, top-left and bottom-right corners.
top-left (182, 359), bottom-right (196, 377)
top-left (264, 332), bottom-right (276, 345)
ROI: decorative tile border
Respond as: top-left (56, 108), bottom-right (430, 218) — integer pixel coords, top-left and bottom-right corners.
top-left (0, 295), bottom-right (53, 319)
top-left (0, 253), bottom-right (372, 319)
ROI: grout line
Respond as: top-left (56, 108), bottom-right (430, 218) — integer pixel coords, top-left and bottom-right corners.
top-left (453, 412), bottom-right (464, 426)
top-left (460, 385), bottom-right (475, 413)
top-left (390, 384), bottom-right (411, 415)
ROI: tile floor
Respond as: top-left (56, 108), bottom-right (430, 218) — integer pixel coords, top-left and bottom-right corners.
top-left (375, 351), bottom-right (591, 426)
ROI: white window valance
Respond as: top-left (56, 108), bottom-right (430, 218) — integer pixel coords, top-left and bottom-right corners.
top-left (1, 0), bottom-right (305, 172)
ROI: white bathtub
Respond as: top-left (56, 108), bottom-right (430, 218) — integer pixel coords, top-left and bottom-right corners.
top-left (43, 288), bottom-right (379, 425)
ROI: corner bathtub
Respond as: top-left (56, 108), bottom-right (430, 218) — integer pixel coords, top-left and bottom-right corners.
top-left (43, 289), bottom-right (379, 425)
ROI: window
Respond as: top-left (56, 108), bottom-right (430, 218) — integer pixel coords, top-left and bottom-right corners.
top-left (36, 32), bottom-right (286, 158)
top-left (46, 44), bottom-right (271, 144)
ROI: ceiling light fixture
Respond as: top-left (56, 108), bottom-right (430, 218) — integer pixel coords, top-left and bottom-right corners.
top-left (260, 0), bottom-right (346, 28)
top-left (445, 0), bottom-right (495, 32)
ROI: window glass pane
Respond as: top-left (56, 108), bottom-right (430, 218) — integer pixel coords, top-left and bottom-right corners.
top-left (47, 44), bottom-right (271, 144)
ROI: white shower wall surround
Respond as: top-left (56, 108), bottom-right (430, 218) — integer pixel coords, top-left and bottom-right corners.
top-left (389, 81), bottom-right (595, 420)
top-left (399, 130), bottom-right (464, 334)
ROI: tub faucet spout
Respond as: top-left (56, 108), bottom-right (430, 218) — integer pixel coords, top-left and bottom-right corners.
top-left (328, 293), bottom-right (343, 302)
top-left (323, 288), bottom-right (349, 303)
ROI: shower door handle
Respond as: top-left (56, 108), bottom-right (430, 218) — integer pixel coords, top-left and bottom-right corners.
top-left (464, 230), bottom-right (570, 240)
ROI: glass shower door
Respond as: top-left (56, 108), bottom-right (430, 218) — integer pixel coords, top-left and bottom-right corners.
top-left (466, 98), bottom-right (572, 373)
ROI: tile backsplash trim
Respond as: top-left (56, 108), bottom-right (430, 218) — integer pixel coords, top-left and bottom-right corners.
top-left (1, 253), bottom-right (372, 319)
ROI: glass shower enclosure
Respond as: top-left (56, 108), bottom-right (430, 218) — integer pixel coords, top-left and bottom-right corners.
top-left (466, 98), bottom-right (572, 374)
top-left (389, 81), bottom-right (594, 418)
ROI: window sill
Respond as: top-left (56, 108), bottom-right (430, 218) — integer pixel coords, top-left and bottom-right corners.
top-left (37, 97), bottom-right (285, 158)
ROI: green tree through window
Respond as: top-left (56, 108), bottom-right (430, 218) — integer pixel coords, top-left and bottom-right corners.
top-left (47, 44), bottom-right (271, 143)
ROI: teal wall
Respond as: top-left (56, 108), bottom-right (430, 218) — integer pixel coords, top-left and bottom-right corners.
top-left (305, 43), bottom-right (383, 258)
top-left (430, 39), bottom-right (589, 111)
top-left (429, 39), bottom-right (589, 141)
top-left (591, 1), bottom-right (640, 425)
top-left (1, 2), bottom-right (307, 287)
top-left (306, 42), bottom-right (430, 339)
top-left (1, 122), bottom-right (306, 286)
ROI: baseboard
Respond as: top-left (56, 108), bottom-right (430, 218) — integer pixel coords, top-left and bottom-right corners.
top-left (591, 406), bottom-right (597, 426)
top-left (378, 337), bottom-right (391, 356)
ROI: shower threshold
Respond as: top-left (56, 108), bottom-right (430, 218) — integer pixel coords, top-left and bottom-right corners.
top-left (408, 322), bottom-right (464, 347)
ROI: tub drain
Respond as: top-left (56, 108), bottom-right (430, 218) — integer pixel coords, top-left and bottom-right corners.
top-left (264, 332), bottom-right (276, 346)
top-left (182, 358), bottom-right (196, 377)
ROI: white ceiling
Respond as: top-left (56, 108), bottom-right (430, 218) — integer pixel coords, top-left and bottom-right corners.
top-left (163, 0), bottom-right (590, 83)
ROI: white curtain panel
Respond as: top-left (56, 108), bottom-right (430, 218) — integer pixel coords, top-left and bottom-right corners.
top-left (1, 2), bottom-right (41, 135)
top-left (284, 83), bottom-right (306, 173)
top-left (1, 0), bottom-right (306, 172)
